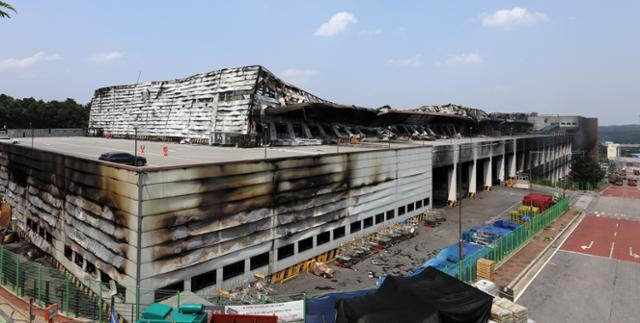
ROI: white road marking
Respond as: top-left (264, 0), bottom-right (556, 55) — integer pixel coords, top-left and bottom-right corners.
top-left (630, 247), bottom-right (640, 259)
top-left (616, 223), bottom-right (619, 228)
top-left (614, 231), bottom-right (617, 237)
top-left (559, 249), bottom-right (612, 261)
top-left (609, 242), bottom-right (615, 259)
top-left (515, 213), bottom-right (586, 302)
top-left (580, 241), bottom-right (594, 250)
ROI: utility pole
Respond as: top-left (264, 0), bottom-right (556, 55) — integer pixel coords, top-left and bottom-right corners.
top-left (134, 127), bottom-right (138, 163)
top-left (30, 122), bottom-right (34, 148)
top-left (457, 143), bottom-right (464, 279)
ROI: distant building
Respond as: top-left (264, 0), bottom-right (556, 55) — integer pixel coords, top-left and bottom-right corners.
top-left (528, 114), bottom-right (599, 161)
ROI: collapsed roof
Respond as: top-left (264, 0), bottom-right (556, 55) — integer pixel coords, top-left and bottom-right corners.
top-left (88, 65), bottom-right (533, 146)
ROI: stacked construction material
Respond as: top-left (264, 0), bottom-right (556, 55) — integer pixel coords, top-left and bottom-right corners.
top-left (477, 258), bottom-right (495, 281)
top-left (494, 298), bottom-right (529, 323)
top-left (511, 206), bottom-right (539, 224)
top-left (490, 304), bottom-right (513, 323)
top-left (522, 193), bottom-right (553, 211)
top-left (473, 279), bottom-right (497, 296)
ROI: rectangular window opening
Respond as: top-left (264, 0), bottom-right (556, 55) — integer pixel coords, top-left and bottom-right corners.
top-left (386, 210), bottom-right (395, 220)
top-left (223, 260), bottom-right (245, 281)
top-left (416, 200), bottom-right (423, 209)
top-left (298, 237), bottom-right (313, 253)
top-left (74, 253), bottom-right (84, 268)
top-left (250, 252), bottom-right (270, 271)
top-left (192, 269), bottom-right (217, 290)
top-left (350, 221), bottom-right (362, 234)
top-left (333, 226), bottom-right (346, 239)
top-left (398, 206), bottom-right (406, 216)
top-left (277, 244), bottom-right (295, 260)
top-left (86, 262), bottom-right (96, 275)
top-left (363, 217), bottom-right (373, 228)
top-left (375, 213), bottom-right (384, 224)
top-left (64, 245), bottom-right (72, 260)
top-left (407, 203), bottom-right (415, 212)
top-left (155, 281), bottom-right (184, 303)
top-left (317, 232), bottom-right (330, 245)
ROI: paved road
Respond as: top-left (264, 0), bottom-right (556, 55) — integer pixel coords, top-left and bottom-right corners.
top-left (518, 192), bottom-right (640, 323)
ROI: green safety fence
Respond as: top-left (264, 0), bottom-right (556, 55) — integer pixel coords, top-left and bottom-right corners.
top-left (0, 243), bottom-right (307, 322)
top-left (440, 197), bottom-right (569, 283)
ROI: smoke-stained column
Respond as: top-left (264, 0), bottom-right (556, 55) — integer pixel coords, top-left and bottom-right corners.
top-left (448, 145), bottom-right (460, 206)
top-left (509, 139), bottom-right (517, 178)
top-left (468, 160), bottom-right (477, 198)
top-left (484, 157), bottom-right (493, 190)
top-left (498, 155), bottom-right (506, 183)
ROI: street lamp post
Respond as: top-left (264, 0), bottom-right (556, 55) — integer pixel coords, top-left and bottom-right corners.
top-left (134, 127), bottom-right (138, 163)
top-left (30, 122), bottom-right (34, 148)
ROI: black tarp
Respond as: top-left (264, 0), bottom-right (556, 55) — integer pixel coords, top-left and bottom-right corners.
top-left (335, 267), bottom-right (493, 323)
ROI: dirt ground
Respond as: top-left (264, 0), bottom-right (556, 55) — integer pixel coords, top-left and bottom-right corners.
top-left (273, 186), bottom-right (530, 295)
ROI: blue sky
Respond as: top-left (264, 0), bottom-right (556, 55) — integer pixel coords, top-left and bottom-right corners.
top-left (1, 1), bottom-right (638, 125)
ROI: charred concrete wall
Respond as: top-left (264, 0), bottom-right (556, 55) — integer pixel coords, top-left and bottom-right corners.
top-left (89, 66), bottom-right (327, 145)
top-left (138, 146), bottom-right (432, 293)
top-left (0, 143), bottom-right (139, 288)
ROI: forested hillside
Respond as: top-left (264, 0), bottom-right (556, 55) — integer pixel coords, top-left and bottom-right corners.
top-left (0, 94), bottom-right (90, 129)
top-left (599, 124), bottom-right (640, 144)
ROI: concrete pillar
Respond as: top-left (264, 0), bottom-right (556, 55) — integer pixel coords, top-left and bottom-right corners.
top-left (498, 155), bottom-right (506, 183)
top-left (483, 157), bottom-right (492, 190)
top-left (447, 145), bottom-right (460, 206)
top-left (509, 139), bottom-right (517, 178)
top-left (468, 160), bottom-right (477, 198)
top-left (447, 165), bottom-right (457, 205)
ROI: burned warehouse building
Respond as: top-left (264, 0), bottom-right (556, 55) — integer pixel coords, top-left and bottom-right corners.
top-left (0, 65), bottom-right (592, 308)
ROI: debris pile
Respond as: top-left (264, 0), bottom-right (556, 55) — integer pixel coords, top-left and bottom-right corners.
top-left (216, 275), bottom-right (276, 305)
top-left (335, 222), bottom-right (419, 269)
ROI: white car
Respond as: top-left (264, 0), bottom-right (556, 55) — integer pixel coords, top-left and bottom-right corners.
top-left (0, 137), bottom-right (19, 144)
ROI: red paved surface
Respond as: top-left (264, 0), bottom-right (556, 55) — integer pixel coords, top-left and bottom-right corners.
top-left (600, 185), bottom-right (640, 199)
top-left (561, 214), bottom-right (640, 264)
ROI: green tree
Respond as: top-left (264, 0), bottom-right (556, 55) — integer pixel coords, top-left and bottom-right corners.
top-left (0, 94), bottom-right (90, 129)
top-left (0, 1), bottom-right (16, 19)
top-left (570, 158), bottom-right (605, 186)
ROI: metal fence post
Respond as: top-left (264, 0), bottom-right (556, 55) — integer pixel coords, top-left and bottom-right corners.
top-left (177, 290), bottom-right (181, 308)
top-left (15, 253), bottom-right (19, 295)
top-left (99, 282), bottom-right (103, 323)
top-left (38, 264), bottom-right (42, 304)
top-left (0, 245), bottom-right (4, 284)
top-left (136, 285), bottom-right (140, 321)
top-left (64, 274), bottom-right (70, 314)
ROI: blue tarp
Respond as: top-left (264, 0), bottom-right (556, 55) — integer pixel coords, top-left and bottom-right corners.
top-left (493, 220), bottom-right (520, 231)
top-left (306, 289), bottom-right (375, 323)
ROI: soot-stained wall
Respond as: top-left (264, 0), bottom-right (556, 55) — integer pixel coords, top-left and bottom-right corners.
top-left (138, 146), bottom-right (432, 291)
top-left (0, 143), bottom-right (139, 287)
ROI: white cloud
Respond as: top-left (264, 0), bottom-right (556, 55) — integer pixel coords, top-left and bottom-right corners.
top-left (360, 28), bottom-right (382, 36)
top-left (385, 54), bottom-right (422, 67)
top-left (89, 51), bottom-right (125, 63)
top-left (481, 7), bottom-right (549, 28)
top-left (0, 51), bottom-right (63, 70)
top-left (280, 68), bottom-right (319, 84)
top-left (315, 12), bottom-right (357, 37)
top-left (442, 52), bottom-right (483, 66)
